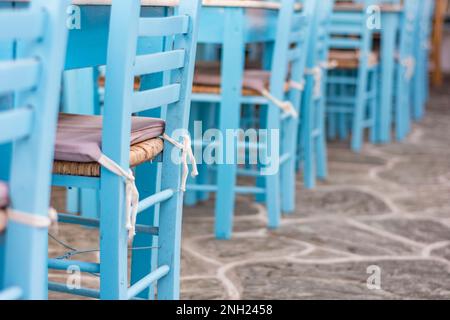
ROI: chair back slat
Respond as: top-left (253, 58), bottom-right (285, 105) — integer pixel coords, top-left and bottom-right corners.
top-left (0, 59), bottom-right (40, 95)
top-left (103, 0), bottom-right (201, 169)
top-left (138, 15), bottom-right (190, 37)
top-left (329, 1), bottom-right (376, 52)
top-left (0, 108), bottom-right (33, 144)
top-left (132, 84), bottom-right (181, 113)
top-left (0, 10), bottom-right (44, 40)
top-left (133, 49), bottom-right (186, 76)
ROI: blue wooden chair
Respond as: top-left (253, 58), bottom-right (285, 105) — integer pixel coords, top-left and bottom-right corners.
top-left (0, 0), bottom-right (69, 300)
top-left (187, 0), bottom-right (316, 239)
top-left (297, 0), bottom-right (335, 189)
top-left (326, 0), bottom-right (379, 152)
top-left (48, 0), bottom-right (201, 300)
top-left (412, 0), bottom-right (436, 121)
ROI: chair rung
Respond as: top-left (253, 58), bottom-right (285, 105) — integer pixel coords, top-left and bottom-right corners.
top-left (0, 59), bottom-right (40, 94)
top-left (192, 139), bottom-right (264, 150)
top-left (127, 265), bottom-right (170, 300)
top-left (57, 213), bottom-right (159, 235)
top-left (48, 259), bottom-right (100, 274)
top-left (0, 108), bottom-right (33, 144)
top-left (327, 106), bottom-right (353, 113)
top-left (139, 16), bottom-right (189, 37)
top-left (138, 189), bottom-right (174, 214)
top-left (133, 50), bottom-right (185, 76)
top-left (0, 10), bottom-right (44, 40)
top-left (48, 281), bottom-right (100, 299)
top-left (132, 84), bottom-right (181, 113)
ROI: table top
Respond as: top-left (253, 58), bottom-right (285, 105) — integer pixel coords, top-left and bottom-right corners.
top-left (5, 0), bottom-right (300, 10)
top-left (334, 2), bottom-right (402, 13)
top-left (4, 0), bottom-right (402, 11)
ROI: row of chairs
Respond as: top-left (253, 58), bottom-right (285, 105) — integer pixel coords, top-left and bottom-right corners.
top-left (1, 0), bottom-right (201, 300)
top-left (185, 0), bottom-right (436, 239)
top-left (0, 0), bottom-right (436, 299)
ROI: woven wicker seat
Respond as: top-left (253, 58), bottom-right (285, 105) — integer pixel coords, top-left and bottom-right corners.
top-left (192, 80), bottom-right (294, 96)
top-left (329, 49), bottom-right (379, 69)
top-left (192, 84), bottom-right (261, 96)
top-left (52, 138), bottom-right (164, 177)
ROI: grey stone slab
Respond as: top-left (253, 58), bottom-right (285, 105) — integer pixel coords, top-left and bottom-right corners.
top-left (291, 188), bottom-right (392, 218)
top-left (273, 220), bottom-right (417, 256)
top-left (378, 158), bottom-right (450, 186)
top-left (181, 278), bottom-right (228, 300)
top-left (234, 260), bottom-right (450, 300)
top-left (364, 218), bottom-right (450, 244)
top-left (188, 234), bottom-right (309, 263)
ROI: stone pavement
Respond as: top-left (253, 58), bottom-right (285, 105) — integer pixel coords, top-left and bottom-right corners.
top-left (49, 81), bottom-right (450, 299)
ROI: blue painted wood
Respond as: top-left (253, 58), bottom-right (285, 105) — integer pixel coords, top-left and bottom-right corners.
top-left (298, 0), bottom-right (335, 189)
top-left (50, 0), bottom-right (201, 300)
top-left (412, 0), bottom-right (435, 121)
top-left (1, 0), bottom-right (69, 300)
top-left (212, 7), bottom-right (246, 239)
top-left (395, 0), bottom-right (421, 141)
top-left (326, 0), bottom-right (378, 153)
top-left (186, 0), bottom-right (316, 235)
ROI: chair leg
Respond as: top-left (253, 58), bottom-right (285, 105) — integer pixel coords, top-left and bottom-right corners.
top-left (316, 98), bottom-right (328, 180)
top-left (99, 175), bottom-right (128, 300)
top-left (369, 69), bottom-right (378, 144)
top-left (80, 189), bottom-right (99, 219)
top-left (4, 223), bottom-right (48, 299)
top-left (280, 117), bottom-right (298, 213)
top-left (351, 72), bottom-right (368, 153)
top-left (215, 164), bottom-right (237, 239)
top-left (302, 101), bottom-right (315, 189)
top-left (130, 162), bottom-right (159, 299)
top-left (185, 103), bottom-right (200, 206)
top-left (338, 113), bottom-right (349, 141)
top-left (196, 104), bottom-right (214, 202)
top-left (157, 178), bottom-right (183, 300)
top-left (214, 10), bottom-right (244, 239)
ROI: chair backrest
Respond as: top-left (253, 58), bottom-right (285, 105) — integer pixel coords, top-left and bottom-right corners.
top-left (398, 0), bottom-right (421, 61)
top-left (0, 0), bottom-right (69, 216)
top-left (418, 0), bottom-right (436, 49)
top-left (307, 0), bottom-right (335, 68)
top-left (268, 0), bottom-right (316, 107)
top-left (329, 0), bottom-right (376, 51)
top-left (102, 0), bottom-right (201, 170)
top-left (0, 0), bottom-right (69, 299)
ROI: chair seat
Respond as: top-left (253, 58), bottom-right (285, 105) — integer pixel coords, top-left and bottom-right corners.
top-left (192, 83), bottom-right (261, 96)
top-left (329, 49), bottom-right (379, 69)
top-left (192, 62), bottom-right (291, 96)
top-left (53, 138), bottom-right (164, 177)
top-left (52, 114), bottom-right (165, 177)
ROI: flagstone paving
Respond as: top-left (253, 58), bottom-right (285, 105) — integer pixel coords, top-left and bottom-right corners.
top-left (49, 81), bottom-right (450, 300)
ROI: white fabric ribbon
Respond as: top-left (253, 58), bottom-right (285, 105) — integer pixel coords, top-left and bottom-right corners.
top-left (288, 79), bottom-right (305, 92)
top-left (98, 155), bottom-right (140, 240)
top-left (320, 60), bottom-right (338, 70)
top-left (0, 207), bottom-right (58, 232)
top-left (261, 89), bottom-right (298, 118)
top-left (305, 66), bottom-right (323, 99)
top-left (162, 134), bottom-right (199, 192)
top-left (401, 56), bottom-right (416, 80)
